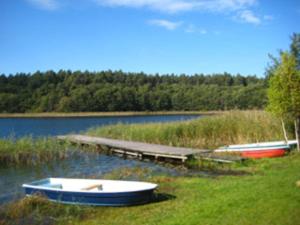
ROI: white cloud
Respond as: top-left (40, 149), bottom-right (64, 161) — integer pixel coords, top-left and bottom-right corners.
top-left (236, 10), bottom-right (260, 24)
top-left (27, 0), bottom-right (59, 10)
top-left (185, 24), bottom-right (207, 34)
top-left (149, 19), bottom-right (182, 30)
top-left (94, 0), bottom-right (257, 13)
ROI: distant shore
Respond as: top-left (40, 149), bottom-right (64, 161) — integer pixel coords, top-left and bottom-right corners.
top-left (0, 111), bottom-right (218, 118)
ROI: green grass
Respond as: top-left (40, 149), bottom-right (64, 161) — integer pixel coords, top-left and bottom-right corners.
top-left (0, 195), bottom-right (94, 225)
top-left (1, 153), bottom-right (300, 225)
top-left (87, 110), bottom-right (288, 149)
top-left (0, 137), bottom-right (71, 166)
top-left (82, 154), bottom-right (300, 225)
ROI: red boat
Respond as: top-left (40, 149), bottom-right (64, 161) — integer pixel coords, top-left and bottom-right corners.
top-left (214, 141), bottom-right (293, 159)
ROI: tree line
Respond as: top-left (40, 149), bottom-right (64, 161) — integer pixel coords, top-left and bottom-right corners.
top-left (0, 71), bottom-right (266, 113)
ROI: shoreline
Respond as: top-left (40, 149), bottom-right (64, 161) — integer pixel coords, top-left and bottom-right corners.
top-left (0, 111), bottom-right (218, 118)
top-left (1, 153), bottom-right (300, 225)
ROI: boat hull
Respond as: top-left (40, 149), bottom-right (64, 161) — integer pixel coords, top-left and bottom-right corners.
top-left (240, 149), bottom-right (286, 159)
top-left (215, 145), bottom-right (289, 159)
top-left (23, 187), bottom-right (155, 206)
top-left (23, 178), bottom-right (157, 206)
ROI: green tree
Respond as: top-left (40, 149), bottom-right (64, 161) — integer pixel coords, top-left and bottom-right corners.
top-left (0, 93), bottom-right (19, 113)
top-left (267, 52), bottom-right (300, 150)
top-left (0, 69), bottom-right (267, 113)
top-left (266, 33), bottom-right (300, 81)
top-left (57, 96), bottom-right (72, 112)
top-left (290, 33), bottom-right (300, 69)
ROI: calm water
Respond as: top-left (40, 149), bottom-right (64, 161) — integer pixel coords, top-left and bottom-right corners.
top-left (0, 114), bottom-right (200, 138)
top-left (0, 150), bottom-right (182, 204)
top-left (0, 114), bottom-right (202, 204)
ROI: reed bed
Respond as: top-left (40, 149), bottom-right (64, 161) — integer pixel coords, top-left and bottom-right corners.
top-left (87, 111), bottom-right (289, 149)
top-left (0, 137), bottom-right (71, 166)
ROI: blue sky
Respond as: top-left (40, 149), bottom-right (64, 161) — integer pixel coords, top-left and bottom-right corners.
top-left (1, 0), bottom-right (299, 76)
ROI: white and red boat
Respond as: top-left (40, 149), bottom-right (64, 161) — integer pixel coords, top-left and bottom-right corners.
top-left (214, 140), bottom-right (297, 159)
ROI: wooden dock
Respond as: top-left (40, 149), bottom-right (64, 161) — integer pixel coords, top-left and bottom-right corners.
top-left (58, 135), bottom-right (210, 162)
top-left (58, 135), bottom-right (245, 164)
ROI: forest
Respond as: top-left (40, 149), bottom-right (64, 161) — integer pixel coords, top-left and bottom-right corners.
top-left (0, 71), bottom-right (267, 112)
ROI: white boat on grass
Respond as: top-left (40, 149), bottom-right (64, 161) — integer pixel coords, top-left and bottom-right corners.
top-left (23, 178), bottom-right (158, 206)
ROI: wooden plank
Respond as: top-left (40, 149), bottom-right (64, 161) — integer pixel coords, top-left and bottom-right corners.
top-left (194, 152), bottom-right (245, 163)
top-left (58, 135), bottom-right (209, 159)
top-left (141, 152), bottom-right (188, 160)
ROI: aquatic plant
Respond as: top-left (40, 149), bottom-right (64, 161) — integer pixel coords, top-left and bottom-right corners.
top-left (102, 167), bottom-right (153, 180)
top-left (0, 136), bottom-right (72, 166)
top-left (87, 110), bottom-right (288, 149)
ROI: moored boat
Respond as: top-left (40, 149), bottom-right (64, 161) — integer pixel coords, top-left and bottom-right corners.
top-left (22, 178), bottom-right (157, 206)
top-left (225, 140), bottom-right (297, 148)
top-left (214, 141), bottom-right (292, 159)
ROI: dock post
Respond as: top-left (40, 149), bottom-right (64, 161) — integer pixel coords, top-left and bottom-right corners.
top-left (138, 153), bottom-right (143, 160)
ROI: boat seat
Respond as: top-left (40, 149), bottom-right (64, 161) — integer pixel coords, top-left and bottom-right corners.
top-left (81, 184), bottom-right (103, 191)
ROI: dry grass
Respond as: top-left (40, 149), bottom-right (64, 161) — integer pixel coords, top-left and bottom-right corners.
top-left (0, 195), bottom-right (93, 225)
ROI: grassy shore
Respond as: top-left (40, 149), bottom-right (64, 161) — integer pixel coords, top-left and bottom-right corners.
top-left (1, 153), bottom-right (300, 225)
top-left (87, 110), bottom-right (289, 149)
top-left (0, 137), bottom-right (71, 166)
top-left (1, 110), bottom-right (299, 225)
top-left (0, 111), bottom-right (214, 118)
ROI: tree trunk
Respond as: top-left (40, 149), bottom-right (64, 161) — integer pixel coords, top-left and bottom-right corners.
top-left (281, 118), bottom-right (289, 143)
top-left (295, 117), bottom-right (300, 152)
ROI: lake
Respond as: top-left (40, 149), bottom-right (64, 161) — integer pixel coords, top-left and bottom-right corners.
top-left (0, 114), bottom-right (201, 138)
top-left (0, 150), bottom-right (183, 204)
top-left (0, 114), bottom-right (203, 204)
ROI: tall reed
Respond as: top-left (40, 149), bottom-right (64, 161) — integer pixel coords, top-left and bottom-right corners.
top-left (0, 136), bottom-right (71, 166)
top-left (87, 111), bottom-right (288, 149)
